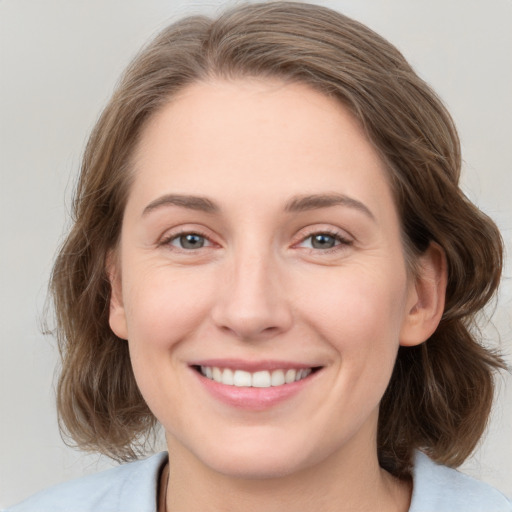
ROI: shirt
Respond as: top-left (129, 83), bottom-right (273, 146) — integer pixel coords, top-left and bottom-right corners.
top-left (5, 451), bottom-right (512, 511)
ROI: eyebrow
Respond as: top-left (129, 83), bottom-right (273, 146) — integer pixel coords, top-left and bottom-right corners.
top-left (142, 192), bottom-right (374, 220)
top-left (284, 193), bottom-right (375, 221)
top-left (142, 194), bottom-right (219, 216)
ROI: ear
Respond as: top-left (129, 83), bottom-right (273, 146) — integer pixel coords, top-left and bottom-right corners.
top-left (399, 242), bottom-right (447, 347)
top-left (106, 250), bottom-right (128, 340)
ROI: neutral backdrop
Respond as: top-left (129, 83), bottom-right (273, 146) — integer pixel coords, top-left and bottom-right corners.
top-left (1, 0), bottom-right (511, 508)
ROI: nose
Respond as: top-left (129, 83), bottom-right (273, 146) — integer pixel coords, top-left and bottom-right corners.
top-left (211, 249), bottom-right (293, 341)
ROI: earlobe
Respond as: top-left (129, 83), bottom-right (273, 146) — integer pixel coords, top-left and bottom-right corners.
top-left (399, 243), bottom-right (447, 347)
top-left (106, 251), bottom-right (128, 340)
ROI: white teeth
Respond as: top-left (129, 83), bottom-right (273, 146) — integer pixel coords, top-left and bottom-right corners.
top-left (233, 370), bottom-right (252, 387)
top-left (271, 369), bottom-right (285, 386)
top-left (285, 369), bottom-right (297, 383)
top-left (252, 371), bottom-right (271, 388)
top-left (222, 368), bottom-right (234, 385)
top-left (212, 367), bottom-right (222, 383)
top-left (199, 366), bottom-right (313, 387)
top-left (296, 368), bottom-right (312, 381)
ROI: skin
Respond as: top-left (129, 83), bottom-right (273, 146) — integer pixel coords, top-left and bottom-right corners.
top-left (109, 79), bottom-right (446, 512)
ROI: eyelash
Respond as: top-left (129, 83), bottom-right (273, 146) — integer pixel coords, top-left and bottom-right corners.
top-left (294, 229), bottom-right (353, 254)
top-left (159, 229), bottom-right (213, 251)
top-left (159, 228), bottom-right (353, 254)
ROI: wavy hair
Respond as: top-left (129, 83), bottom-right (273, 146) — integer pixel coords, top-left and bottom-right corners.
top-left (50, 1), bottom-right (505, 478)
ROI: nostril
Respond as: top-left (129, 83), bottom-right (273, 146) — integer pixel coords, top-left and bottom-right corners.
top-left (215, 317), bottom-right (287, 341)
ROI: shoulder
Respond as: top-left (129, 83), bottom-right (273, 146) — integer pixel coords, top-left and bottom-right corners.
top-left (4, 452), bottom-right (168, 512)
top-left (410, 451), bottom-right (512, 512)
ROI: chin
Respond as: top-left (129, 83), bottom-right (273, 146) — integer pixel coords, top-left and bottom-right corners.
top-left (206, 452), bottom-right (307, 480)
top-left (188, 430), bottom-right (322, 480)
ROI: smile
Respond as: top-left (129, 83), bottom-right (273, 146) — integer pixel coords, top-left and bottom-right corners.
top-left (198, 366), bottom-right (314, 388)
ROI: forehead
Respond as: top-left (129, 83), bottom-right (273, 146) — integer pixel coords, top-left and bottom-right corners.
top-left (128, 79), bottom-right (396, 221)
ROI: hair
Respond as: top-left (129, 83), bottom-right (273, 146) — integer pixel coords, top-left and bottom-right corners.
top-left (51, 1), bottom-right (506, 478)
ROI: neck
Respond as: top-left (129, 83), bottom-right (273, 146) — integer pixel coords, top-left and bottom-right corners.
top-left (162, 435), bottom-right (411, 512)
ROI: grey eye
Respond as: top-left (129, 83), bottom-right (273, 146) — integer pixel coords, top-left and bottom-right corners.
top-left (173, 233), bottom-right (206, 249)
top-left (310, 233), bottom-right (338, 249)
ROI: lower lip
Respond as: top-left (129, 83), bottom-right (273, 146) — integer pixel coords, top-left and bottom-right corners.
top-left (193, 369), bottom-right (318, 411)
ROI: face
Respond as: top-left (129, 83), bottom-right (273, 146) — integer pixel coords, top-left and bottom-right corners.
top-left (109, 79), bottom-right (424, 479)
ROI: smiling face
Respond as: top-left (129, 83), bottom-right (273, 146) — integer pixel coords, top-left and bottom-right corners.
top-left (108, 79), bottom-right (434, 479)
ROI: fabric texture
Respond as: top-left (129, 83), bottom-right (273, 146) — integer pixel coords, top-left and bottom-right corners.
top-left (409, 452), bottom-right (511, 511)
top-left (5, 451), bottom-right (511, 511)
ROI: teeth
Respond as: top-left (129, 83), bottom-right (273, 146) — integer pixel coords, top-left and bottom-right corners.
top-left (285, 369), bottom-right (296, 384)
top-left (252, 371), bottom-right (271, 388)
top-left (223, 368), bottom-right (234, 385)
top-left (199, 366), bottom-right (313, 387)
top-left (233, 370), bottom-right (252, 387)
top-left (212, 367), bottom-right (222, 383)
top-left (271, 369), bottom-right (285, 386)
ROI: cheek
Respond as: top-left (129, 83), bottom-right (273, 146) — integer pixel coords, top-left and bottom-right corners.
top-left (297, 266), bottom-right (409, 398)
top-left (122, 268), bottom-right (215, 426)
top-left (122, 265), bottom-right (214, 351)
top-left (303, 268), bottom-right (408, 342)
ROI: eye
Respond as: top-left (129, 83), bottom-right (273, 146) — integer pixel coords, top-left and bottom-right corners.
top-left (307, 233), bottom-right (339, 249)
top-left (297, 231), bottom-right (352, 251)
top-left (168, 233), bottom-right (211, 250)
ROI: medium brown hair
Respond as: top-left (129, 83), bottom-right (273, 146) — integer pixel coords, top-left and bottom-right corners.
top-left (51, 1), bottom-right (505, 478)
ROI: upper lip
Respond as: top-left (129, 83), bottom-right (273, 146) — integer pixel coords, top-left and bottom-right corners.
top-left (189, 358), bottom-right (322, 372)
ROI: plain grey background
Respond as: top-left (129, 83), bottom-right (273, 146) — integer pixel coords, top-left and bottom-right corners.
top-left (1, 0), bottom-right (511, 508)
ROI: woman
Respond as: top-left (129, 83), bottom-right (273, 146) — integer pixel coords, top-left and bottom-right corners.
top-left (7, 2), bottom-right (511, 511)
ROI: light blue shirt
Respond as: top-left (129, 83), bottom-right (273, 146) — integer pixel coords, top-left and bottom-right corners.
top-left (5, 451), bottom-right (511, 511)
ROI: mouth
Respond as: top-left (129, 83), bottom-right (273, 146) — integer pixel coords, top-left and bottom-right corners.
top-left (192, 365), bottom-right (321, 388)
